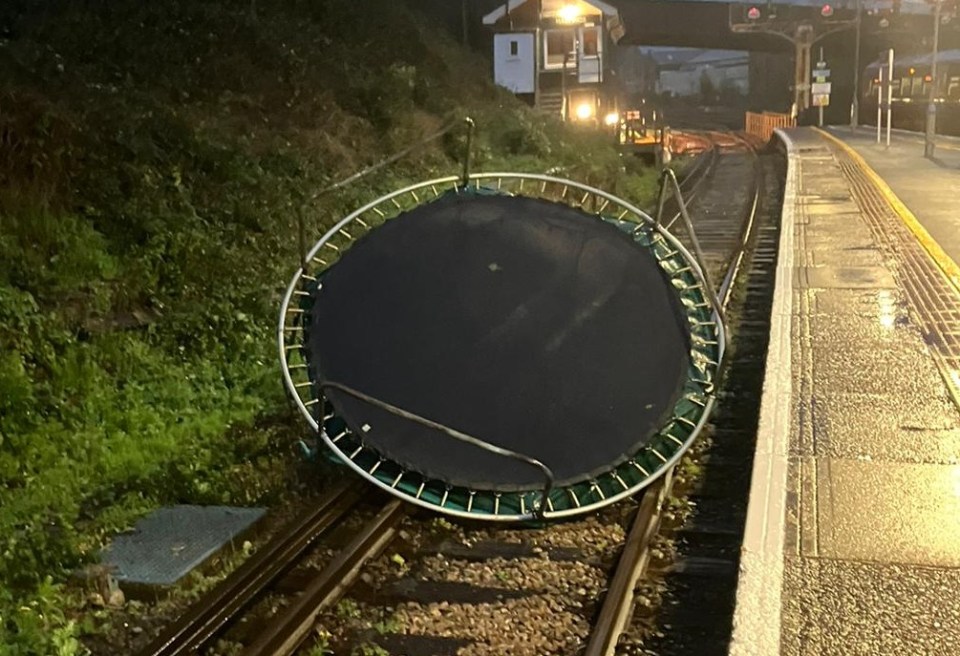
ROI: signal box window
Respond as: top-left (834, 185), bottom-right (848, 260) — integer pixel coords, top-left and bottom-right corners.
top-left (581, 27), bottom-right (599, 57)
top-left (948, 76), bottom-right (959, 99)
top-left (510, 40), bottom-right (519, 57)
top-left (545, 29), bottom-right (575, 68)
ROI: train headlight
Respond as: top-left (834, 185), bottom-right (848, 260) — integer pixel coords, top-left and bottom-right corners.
top-left (575, 103), bottom-right (594, 121)
top-left (603, 112), bottom-right (619, 126)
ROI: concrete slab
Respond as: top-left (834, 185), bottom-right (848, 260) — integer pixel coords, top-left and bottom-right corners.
top-left (801, 392), bottom-right (960, 463)
top-left (804, 458), bottom-right (960, 567)
top-left (808, 288), bottom-right (908, 320)
top-left (808, 344), bottom-right (941, 399)
top-left (101, 505), bottom-right (265, 587)
top-left (799, 265), bottom-right (896, 290)
top-left (781, 555), bottom-right (960, 656)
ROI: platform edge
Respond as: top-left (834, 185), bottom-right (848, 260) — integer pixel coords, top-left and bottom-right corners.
top-left (727, 128), bottom-right (796, 656)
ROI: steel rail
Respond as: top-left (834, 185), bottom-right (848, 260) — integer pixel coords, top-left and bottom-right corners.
top-left (241, 499), bottom-right (408, 656)
top-left (583, 476), bottom-right (669, 656)
top-left (138, 481), bottom-right (364, 656)
top-left (583, 137), bottom-right (764, 656)
top-left (718, 136), bottom-right (764, 311)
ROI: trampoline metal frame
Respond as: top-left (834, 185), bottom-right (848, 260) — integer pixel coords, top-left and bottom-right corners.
top-left (279, 172), bottom-right (726, 521)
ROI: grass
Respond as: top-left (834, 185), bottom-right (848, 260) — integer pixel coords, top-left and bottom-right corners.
top-left (0, 1), bottom-right (657, 653)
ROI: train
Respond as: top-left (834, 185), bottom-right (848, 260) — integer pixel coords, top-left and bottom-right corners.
top-left (860, 48), bottom-right (960, 134)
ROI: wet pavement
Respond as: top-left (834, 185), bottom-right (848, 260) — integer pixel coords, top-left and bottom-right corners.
top-left (824, 126), bottom-right (960, 265)
top-left (731, 127), bottom-right (960, 656)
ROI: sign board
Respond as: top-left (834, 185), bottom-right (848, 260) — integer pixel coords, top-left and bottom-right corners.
top-left (812, 82), bottom-right (832, 95)
top-left (813, 69), bottom-right (831, 80)
top-left (812, 93), bottom-right (830, 107)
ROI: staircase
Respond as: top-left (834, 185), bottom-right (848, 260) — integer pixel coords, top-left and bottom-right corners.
top-left (537, 91), bottom-right (564, 119)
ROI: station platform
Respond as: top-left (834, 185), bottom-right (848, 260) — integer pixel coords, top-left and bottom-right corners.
top-left (730, 126), bottom-right (960, 655)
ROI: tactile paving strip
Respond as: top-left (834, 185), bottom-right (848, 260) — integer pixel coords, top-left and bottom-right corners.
top-left (829, 141), bottom-right (960, 401)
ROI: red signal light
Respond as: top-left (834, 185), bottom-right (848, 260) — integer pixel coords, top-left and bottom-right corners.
top-left (924, 74), bottom-right (933, 82)
top-left (821, 4), bottom-right (834, 17)
top-left (747, 6), bottom-right (761, 20)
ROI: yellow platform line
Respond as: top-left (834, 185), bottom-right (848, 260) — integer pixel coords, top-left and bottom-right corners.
top-left (815, 127), bottom-right (960, 296)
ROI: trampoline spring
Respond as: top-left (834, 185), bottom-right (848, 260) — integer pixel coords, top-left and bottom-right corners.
top-left (303, 398), bottom-right (320, 407)
top-left (284, 326), bottom-right (304, 333)
top-left (323, 242), bottom-right (341, 252)
top-left (337, 228), bottom-right (353, 240)
top-left (520, 496), bottom-right (527, 515)
top-left (650, 447), bottom-right (668, 463)
top-left (496, 178), bottom-right (504, 190)
top-left (286, 307), bottom-right (305, 314)
top-left (368, 459), bottom-right (383, 475)
top-left (430, 185), bottom-right (440, 197)
top-left (301, 274), bottom-right (318, 282)
top-left (671, 266), bottom-right (693, 277)
top-left (372, 206), bottom-right (387, 217)
top-left (293, 290), bottom-right (311, 297)
top-left (467, 492), bottom-right (476, 513)
top-left (294, 381), bottom-right (313, 389)
top-left (665, 433), bottom-right (685, 447)
top-left (618, 209), bottom-right (630, 220)
top-left (589, 481), bottom-right (606, 500)
top-left (284, 343), bottom-right (305, 351)
top-left (519, 179), bottom-right (526, 192)
top-left (349, 445), bottom-right (364, 460)
top-left (494, 494), bottom-right (501, 515)
top-left (560, 184), bottom-right (569, 198)
top-left (579, 191), bottom-right (590, 207)
top-left (323, 411), bottom-right (336, 421)
top-left (390, 472), bottom-right (404, 488)
top-left (391, 198), bottom-right (403, 210)
top-left (287, 363), bottom-right (308, 370)
top-left (540, 180), bottom-right (548, 193)
top-left (355, 217), bottom-right (370, 228)
top-left (330, 430), bottom-right (347, 443)
top-left (611, 473), bottom-right (629, 491)
top-left (630, 461), bottom-right (651, 477)
top-left (685, 396), bottom-right (707, 408)
top-left (545, 497), bottom-right (555, 513)
top-left (597, 199), bottom-right (610, 214)
top-left (409, 190), bottom-right (420, 203)
top-left (661, 250), bottom-right (680, 259)
top-left (567, 489), bottom-right (582, 508)
top-left (415, 482), bottom-right (426, 500)
top-left (440, 487), bottom-right (450, 507)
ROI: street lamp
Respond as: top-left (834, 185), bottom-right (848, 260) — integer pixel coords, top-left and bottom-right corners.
top-left (925, 0), bottom-right (943, 158)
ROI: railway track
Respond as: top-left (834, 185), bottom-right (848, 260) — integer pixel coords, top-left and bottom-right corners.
top-left (135, 135), bottom-right (781, 656)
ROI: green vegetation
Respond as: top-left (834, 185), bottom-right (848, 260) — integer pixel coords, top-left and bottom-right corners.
top-left (0, 0), bottom-right (656, 652)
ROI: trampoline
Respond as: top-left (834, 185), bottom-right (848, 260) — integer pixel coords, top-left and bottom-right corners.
top-left (280, 174), bottom-right (724, 521)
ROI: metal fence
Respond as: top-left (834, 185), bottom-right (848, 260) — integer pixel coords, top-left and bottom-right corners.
top-left (745, 111), bottom-right (796, 142)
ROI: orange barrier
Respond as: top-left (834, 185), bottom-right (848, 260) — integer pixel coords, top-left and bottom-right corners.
top-left (745, 111), bottom-right (796, 142)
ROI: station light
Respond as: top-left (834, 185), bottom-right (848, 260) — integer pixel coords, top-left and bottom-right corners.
top-left (747, 6), bottom-right (762, 20)
top-left (575, 103), bottom-right (594, 121)
top-left (557, 4), bottom-right (582, 24)
top-left (909, 67), bottom-right (916, 75)
top-left (604, 112), bottom-right (619, 126)
top-left (821, 3), bottom-right (834, 17)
